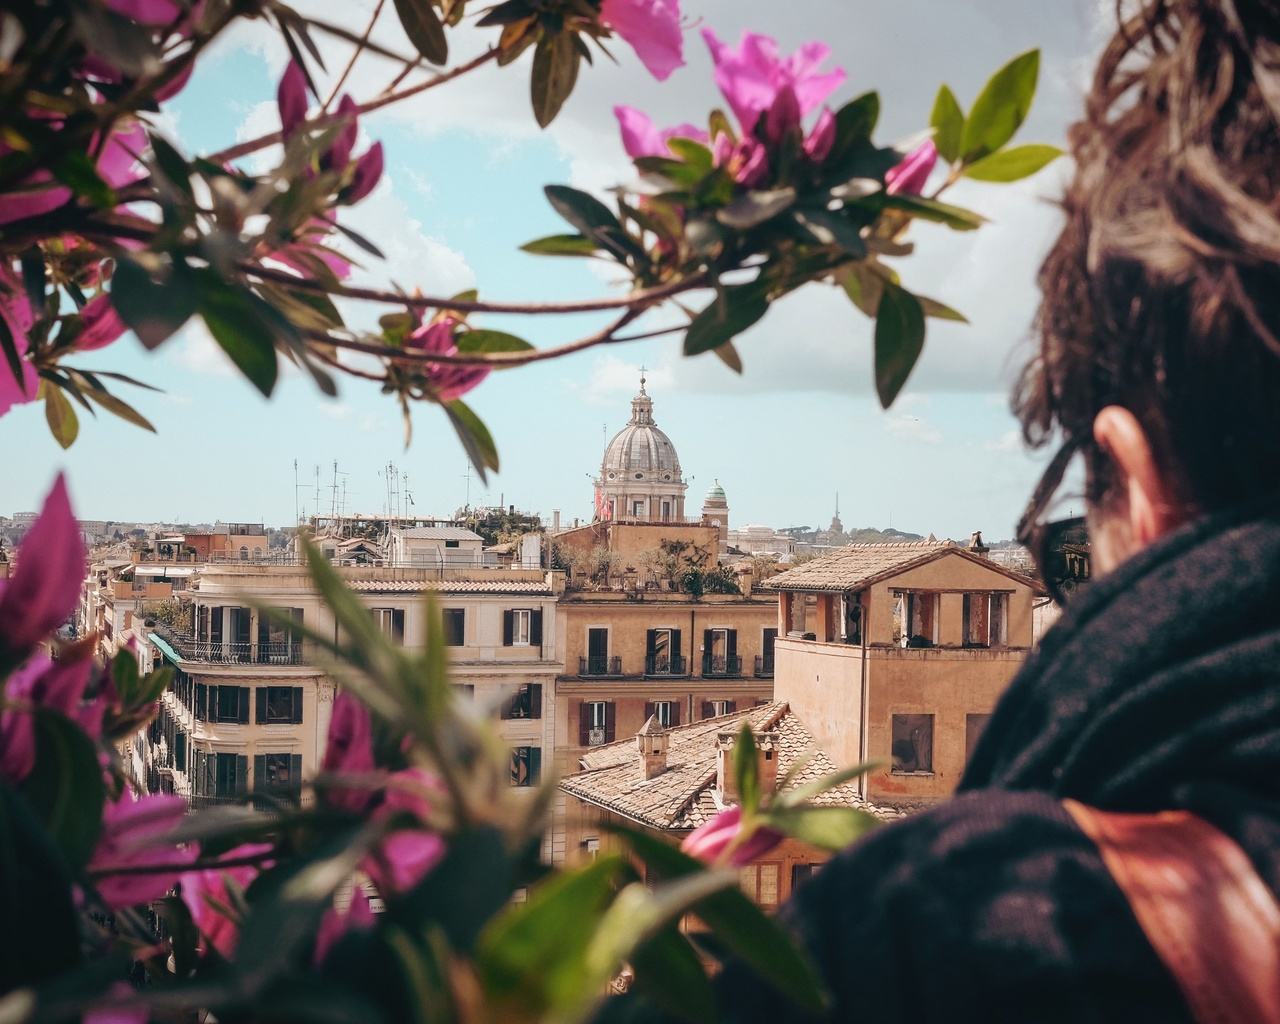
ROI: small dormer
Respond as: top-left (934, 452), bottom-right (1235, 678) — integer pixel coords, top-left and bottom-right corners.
top-left (636, 715), bottom-right (668, 781)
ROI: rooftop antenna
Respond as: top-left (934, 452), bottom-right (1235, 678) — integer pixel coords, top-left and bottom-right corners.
top-left (314, 464), bottom-right (321, 526)
top-left (461, 461), bottom-right (472, 512)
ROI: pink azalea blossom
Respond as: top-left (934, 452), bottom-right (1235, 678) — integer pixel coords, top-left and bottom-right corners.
top-left (364, 768), bottom-right (446, 895)
top-left (320, 690), bottom-right (378, 813)
top-left (0, 474), bottom-right (87, 656)
top-left (76, 294), bottom-right (128, 352)
top-left (681, 804), bottom-right (783, 866)
top-left (405, 318), bottom-right (489, 402)
top-left (702, 29), bottom-right (845, 138)
top-left (83, 983), bottom-right (148, 1024)
top-left (613, 106), bottom-right (708, 160)
top-left (103, 0), bottom-right (185, 25)
top-left (885, 139), bottom-right (938, 196)
top-left (599, 0), bottom-right (684, 82)
top-left (0, 270), bottom-right (39, 418)
top-left (0, 651), bottom-right (95, 784)
top-left (804, 107), bottom-right (836, 163)
top-left (180, 843), bottom-right (274, 957)
top-left (267, 219), bottom-right (353, 283)
top-left (314, 882), bottom-right (376, 966)
top-left (277, 61), bottom-right (309, 141)
top-left (89, 794), bottom-right (196, 909)
top-left (345, 142), bottom-right (384, 204)
top-left (276, 65), bottom-right (383, 205)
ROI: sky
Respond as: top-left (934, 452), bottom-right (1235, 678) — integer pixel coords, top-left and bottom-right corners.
top-left (0, 1), bottom-right (1110, 541)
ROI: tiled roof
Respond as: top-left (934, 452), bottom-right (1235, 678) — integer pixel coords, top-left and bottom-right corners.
top-left (765, 541), bottom-right (956, 593)
top-left (560, 702), bottom-right (904, 831)
top-left (395, 527), bottom-right (483, 541)
top-left (345, 579), bottom-right (551, 594)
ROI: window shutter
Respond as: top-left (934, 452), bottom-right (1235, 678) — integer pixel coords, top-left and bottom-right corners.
top-left (725, 700), bottom-right (737, 713)
top-left (530, 609), bottom-right (543, 646)
top-left (503, 610), bottom-right (515, 647)
top-left (195, 684), bottom-right (207, 721)
top-left (290, 754), bottom-right (302, 790)
top-left (204, 752), bottom-right (216, 796)
top-left (236, 755), bottom-right (248, 796)
top-left (671, 630), bottom-right (682, 659)
top-left (529, 747), bottom-right (542, 785)
top-left (579, 702), bottom-right (590, 746)
top-left (292, 687), bottom-right (304, 724)
top-left (644, 701), bottom-right (655, 722)
top-left (207, 685), bottom-right (218, 721)
top-left (500, 691), bottom-right (513, 721)
top-left (670, 702), bottom-right (681, 727)
top-left (238, 687), bottom-right (250, 724)
top-left (727, 630), bottom-right (738, 657)
top-left (530, 684), bottom-right (542, 719)
top-left (258, 615), bottom-right (270, 648)
top-left (605, 702), bottom-right (616, 743)
top-left (393, 609), bottom-right (405, 645)
top-left (193, 751), bottom-right (205, 795)
top-left (175, 732), bottom-right (186, 771)
top-left (703, 629), bottom-right (713, 656)
top-left (645, 629), bottom-right (657, 654)
top-left (254, 755), bottom-right (266, 790)
top-left (210, 607), bottom-right (223, 644)
top-left (701, 701), bottom-right (714, 720)
top-left (256, 687), bottom-right (267, 724)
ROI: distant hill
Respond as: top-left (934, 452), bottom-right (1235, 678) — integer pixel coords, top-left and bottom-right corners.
top-left (844, 527), bottom-right (925, 544)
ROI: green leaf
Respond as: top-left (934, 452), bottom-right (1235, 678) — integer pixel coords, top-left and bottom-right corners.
top-left (959, 49), bottom-right (1041, 163)
top-left (20, 250), bottom-right (45, 313)
top-left (41, 381), bottom-right (79, 449)
top-left (774, 760), bottom-right (884, 808)
top-left (531, 30), bottom-right (581, 129)
top-left (110, 257), bottom-right (197, 349)
top-left (788, 208), bottom-right (868, 256)
top-left (711, 340), bottom-right (743, 374)
top-left (50, 151), bottom-right (116, 209)
top-left (477, 0), bottom-right (535, 26)
top-left (629, 927), bottom-right (715, 1024)
top-left (18, 710), bottom-right (105, 872)
top-left (84, 387), bottom-right (156, 432)
top-left (761, 806), bottom-right (880, 853)
top-left (444, 399), bottom-right (499, 484)
top-left (197, 275), bottom-right (280, 397)
top-left (930, 85), bottom-right (965, 164)
top-left (454, 329), bottom-right (534, 355)
top-left (732, 722), bottom-right (761, 813)
top-left (963, 143), bottom-right (1063, 182)
top-left (831, 91), bottom-right (880, 161)
top-left (878, 193), bottom-right (986, 231)
top-left (543, 185), bottom-right (641, 262)
top-left (519, 234), bottom-right (599, 257)
top-left (149, 133), bottom-right (193, 198)
top-left (666, 137), bottom-right (714, 176)
top-left (112, 650), bottom-right (142, 703)
top-left (716, 187), bottom-right (797, 230)
top-left (917, 295), bottom-right (968, 322)
top-left (0, 297), bottom-right (27, 393)
top-left (684, 284), bottom-right (770, 356)
top-left (392, 0), bottom-right (448, 64)
top-left (709, 108), bottom-right (737, 145)
top-left (874, 282), bottom-right (926, 408)
top-left (608, 826), bottom-right (828, 1013)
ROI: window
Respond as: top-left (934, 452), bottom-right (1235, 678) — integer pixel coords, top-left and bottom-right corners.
top-left (510, 746), bottom-right (542, 787)
top-left (645, 628), bottom-right (683, 675)
top-left (963, 593), bottom-right (1007, 648)
top-left (444, 539), bottom-right (460, 549)
top-left (893, 592), bottom-right (939, 647)
top-left (254, 752), bottom-right (302, 798)
top-left (256, 686), bottom-right (303, 725)
top-left (239, 546), bottom-right (249, 560)
top-left (204, 685), bottom-right (250, 724)
top-left (645, 700), bottom-right (676, 728)
top-left (632, 500), bottom-right (645, 518)
top-left (214, 751), bottom-right (246, 798)
top-left (372, 607), bottom-right (405, 645)
top-left (791, 863), bottom-right (821, 892)
top-left (702, 628), bottom-right (739, 675)
top-left (579, 700), bottom-right (615, 746)
top-left (584, 627), bottom-right (610, 675)
top-left (661, 500), bottom-right (671, 522)
top-left (502, 683), bottom-right (543, 720)
top-left (258, 608), bottom-right (303, 664)
top-left (701, 699), bottom-right (736, 719)
top-left (443, 608), bottom-right (465, 647)
top-left (739, 863), bottom-right (781, 906)
top-left (891, 713), bottom-right (934, 773)
top-left (966, 713), bottom-right (992, 766)
top-left (503, 608), bottom-right (542, 647)
top-left (452, 683), bottom-right (474, 701)
top-left (228, 606), bottom-right (252, 661)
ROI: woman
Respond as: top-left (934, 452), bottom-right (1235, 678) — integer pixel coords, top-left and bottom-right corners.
top-left (715, 0), bottom-right (1280, 1020)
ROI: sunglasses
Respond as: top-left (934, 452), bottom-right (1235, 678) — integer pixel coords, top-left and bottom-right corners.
top-left (1016, 436), bottom-right (1090, 606)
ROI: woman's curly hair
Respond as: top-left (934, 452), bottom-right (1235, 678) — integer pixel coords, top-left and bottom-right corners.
top-left (1016, 0), bottom-right (1280, 509)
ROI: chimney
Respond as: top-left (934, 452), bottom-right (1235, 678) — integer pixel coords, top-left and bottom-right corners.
top-left (715, 729), bottom-right (781, 805)
top-left (968, 530), bottom-right (990, 559)
top-left (553, 509), bottom-right (561, 532)
top-left (636, 715), bottom-right (668, 780)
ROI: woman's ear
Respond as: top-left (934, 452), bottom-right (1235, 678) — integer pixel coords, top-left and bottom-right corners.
top-left (1093, 406), bottom-right (1187, 547)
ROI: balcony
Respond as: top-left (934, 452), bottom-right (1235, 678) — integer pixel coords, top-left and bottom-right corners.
top-left (701, 654), bottom-right (743, 678)
top-left (644, 654), bottom-right (688, 677)
top-left (579, 655), bottom-right (623, 677)
top-left (754, 654), bottom-right (775, 678)
top-left (152, 624), bottom-right (307, 665)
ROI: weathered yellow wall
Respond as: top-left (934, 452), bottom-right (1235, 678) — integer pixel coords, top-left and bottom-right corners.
top-left (771, 637), bottom-right (866, 772)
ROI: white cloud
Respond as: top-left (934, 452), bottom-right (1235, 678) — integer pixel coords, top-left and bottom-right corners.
top-left (985, 429), bottom-right (1024, 453)
top-left (565, 354), bottom-right (674, 405)
top-left (884, 414), bottom-right (943, 445)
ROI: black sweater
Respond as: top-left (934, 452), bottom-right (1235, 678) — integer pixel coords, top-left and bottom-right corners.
top-left (715, 498), bottom-right (1280, 1023)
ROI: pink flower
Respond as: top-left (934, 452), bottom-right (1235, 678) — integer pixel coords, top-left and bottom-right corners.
top-left (278, 61), bottom-right (309, 141)
top-left (0, 270), bottom-right (39, 418)
top-left (885, 139), bottom-right (938, 197)
top-left (0, 651), bottom-right (95, 784)
top-left (76, 294), bottom-right (128, 352)
top-left (314, 882), bottom-right (376, 966)
top-left (180, 843), bottom-right (274, 957)
top-left (681, 805), bottom-right (783, 866)
top-left (405, 318), bottom-right (489, 402)
top-left (266, 219), bottom-right (353, 284)
top-left (277, 64), bottom-right (381, 207)
top-left (599, 0), bottom-right (684, 82)
top-left (344, 142), bottom-right (384, 204)
top-left (320, 690), bottom-right (377, 813)
top-left (103, 0), bottom-right (185, 25)
top-left (363, 768), bottom-right (445, 895)
top-left (83, 983), bottom-right (148, 1024)
top-left (702, 30), bottom-right (845, 139)
top-left (804, 107), bottom-right (836, 163)
top-left (0, 474), bottom-right (87, 657)
top-left (89, 794), bottom-right (196, 910)
top-left (614, 106), bottom-right (708, 159)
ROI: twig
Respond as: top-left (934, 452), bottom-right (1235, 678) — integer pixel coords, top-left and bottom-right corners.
top-left (207, 49), bottom-right (498, 166)
top-left (322, 0), bottom-right (388, 112)
top-left (242, 261), bottom-right (708, 315)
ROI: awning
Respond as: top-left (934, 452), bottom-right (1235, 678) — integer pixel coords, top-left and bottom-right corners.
top-left (148, 632), bottom-right (183, 665)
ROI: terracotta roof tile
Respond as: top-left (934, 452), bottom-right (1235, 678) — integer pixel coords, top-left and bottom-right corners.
top-left (765, 541), bottom-right (955, 593)
top-left (345, 579), bottom-right (551, 594)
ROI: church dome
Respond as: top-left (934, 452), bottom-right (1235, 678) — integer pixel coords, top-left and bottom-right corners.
top-left (601, 379), bottom-right (683, 484)
top-left (704, 481), bottom-right (727, 504)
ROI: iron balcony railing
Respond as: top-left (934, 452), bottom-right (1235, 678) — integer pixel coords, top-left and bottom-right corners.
top-left (702, 654), bottom-right (743, 678)
top-left (579, 655), bottom-right (623, 677)
top-left (754, 654), bottom-right (775, 678)
top-left (644, 654), bottom-right (688, 677)
top-left (152, 624), bottom-right (307, 665)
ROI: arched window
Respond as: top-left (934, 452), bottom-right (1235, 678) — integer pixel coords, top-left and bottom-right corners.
top-left (252, 546), bottom-right (263, 559)
top-left (239, 546), bottom-right (249, 560)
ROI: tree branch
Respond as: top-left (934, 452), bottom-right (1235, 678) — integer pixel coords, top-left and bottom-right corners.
top-left (322, 0), bottom-right (388, 112)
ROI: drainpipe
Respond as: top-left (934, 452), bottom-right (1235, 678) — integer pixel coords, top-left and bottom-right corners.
top-left (858, 592), bottom-right (870, 800)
